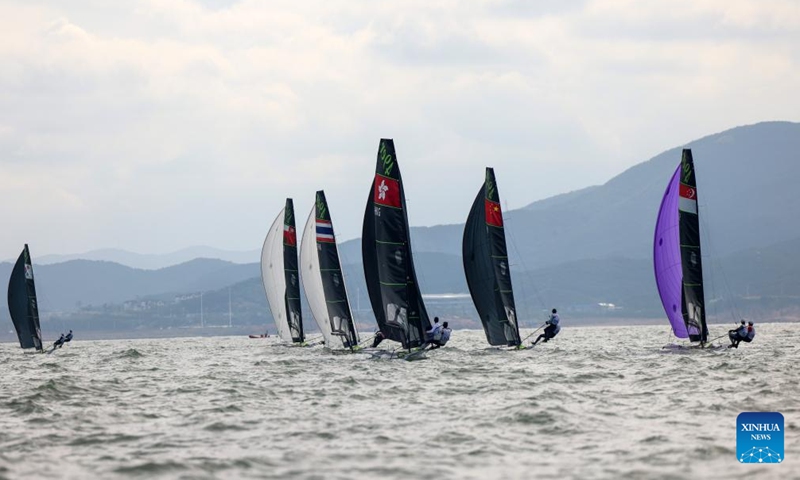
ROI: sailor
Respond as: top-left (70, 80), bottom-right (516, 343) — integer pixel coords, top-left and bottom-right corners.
top-left (532, 309), bottom-right (561, 346)
top-left (429, 322), bottom-right (452, 349)
top-left (371, 330), bottom-right (385, 348)
top-left (742, 321), bottom-right (756, 344)
top-left (728, 320), bottom-right (747, 348)
top-left (52, 333), bottom-right (66, 349)
top-left (426, 317), bottom-right (442, 342)
top-left (64, 330), bottom-right (73, 343)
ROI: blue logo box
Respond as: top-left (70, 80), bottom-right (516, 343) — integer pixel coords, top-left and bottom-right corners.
top-left (737, 412), bottom-right (784, 464)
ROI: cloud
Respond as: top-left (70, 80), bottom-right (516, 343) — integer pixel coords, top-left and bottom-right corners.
top-left (0, 0), bottom-right (797, 255)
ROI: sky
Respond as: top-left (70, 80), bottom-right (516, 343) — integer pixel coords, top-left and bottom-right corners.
top-left (1, 0), bottom-right (799, 256)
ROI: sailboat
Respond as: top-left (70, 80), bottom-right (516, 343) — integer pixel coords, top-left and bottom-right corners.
top-left (463, 168), bottom-right (522, 348)
top-left (362, 138), bottom-right (432, 354)
top-left (7, 244), bottom-right (44, 353)
top-left (654, 149), bottom-right (710, 346)
top-left (299, 190), bottom-right (360, 351)
top-left (261, 199), bottom-right (305, 345)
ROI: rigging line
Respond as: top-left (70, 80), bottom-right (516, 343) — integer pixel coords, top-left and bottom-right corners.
top-left (330, 232), bottom-right (366, 329)
top-left (698, 200), bottom-right (743, 323)
top-left (520, 322), bottom-right (547, 344)
top-left (708, 257), bottom-right (733, 326)
top-left (700, 203), bottom-right (721, 324)
top-left (402, 198), bottom-right (434, 335)
top-left (303, 334), bottom-right (325, 346)
top-left (356, 334), bottom-right (376, 347)
top-left (707, 332), bottom-right (729, 344)
top-left (403, 197), bottom-right (430, 294)
top-left (503, 207), bottom-right (548, 317)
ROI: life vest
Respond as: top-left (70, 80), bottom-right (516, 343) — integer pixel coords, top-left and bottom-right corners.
top-left (439, 328), bottom-right (452, 345)
top-left (746, 327), bottom-right (755, 341)
top-left (734, 326), bottom-right (746, 337)
top-left (429, 324), bottom-right (442, 341)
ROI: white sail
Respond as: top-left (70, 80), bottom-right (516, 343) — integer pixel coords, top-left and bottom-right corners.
top-left (261, 207), bottom-right (293, 342)
top-left (299, 207), bottom-right (335, 347)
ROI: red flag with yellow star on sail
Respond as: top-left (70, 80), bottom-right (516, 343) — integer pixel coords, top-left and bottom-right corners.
top-left (463, 167), bottom-right (521, 347)
top-left (485, 199), bottom-right (503, 227)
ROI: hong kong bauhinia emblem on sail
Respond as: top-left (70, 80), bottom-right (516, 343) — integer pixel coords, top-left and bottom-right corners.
top-left (378, 180), bottom-right (389, 201)
top-left (362, 138), bottom-right (432, 349)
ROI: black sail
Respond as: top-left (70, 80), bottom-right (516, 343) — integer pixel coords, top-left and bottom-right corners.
top-left (362, 138), bottom-right (432, 349)
top-left (283, 199), bottom-right (304, 343)
top-left (7, 244), bottom-right (43, 351)
top-left (678, 149), bottom-right (708, 343)
top-left (463, 168), bottom-right (521, 347)
top-left (315, 190), bottom-right (359, 348)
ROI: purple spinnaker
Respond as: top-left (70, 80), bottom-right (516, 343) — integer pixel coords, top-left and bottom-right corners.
top-left (653, 165), bottom-right (688, 338)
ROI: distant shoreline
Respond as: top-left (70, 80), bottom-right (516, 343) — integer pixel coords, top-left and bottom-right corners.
top-left (2, 317), bottom-right (797, 343)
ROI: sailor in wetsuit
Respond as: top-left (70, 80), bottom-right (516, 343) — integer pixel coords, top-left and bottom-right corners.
top-left (532, 309), bottom-right (561, 346)
top-left (428, 322), bottom-right (452, 350)
top-left (741, 321), bottom-right (756, 345)
top-left (52, 333), bottom-right (66, 349)
top-left (728, 320), bottom-right (747, 348)
top-left (426, 317), bottom-right (442, 342)
top-left (64, 330), bottom-right (73, 344)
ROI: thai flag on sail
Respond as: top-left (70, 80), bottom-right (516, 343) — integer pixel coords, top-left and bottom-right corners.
top-left (679, 183), bottom-right (698, 214)
top-left (316, 220), bottom-right (335, 243)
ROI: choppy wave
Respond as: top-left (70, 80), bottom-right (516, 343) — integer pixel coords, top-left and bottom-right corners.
top-left (114, 348), bottom-right (144, 359)
top-left (0, 325), bottom-right (797, 479)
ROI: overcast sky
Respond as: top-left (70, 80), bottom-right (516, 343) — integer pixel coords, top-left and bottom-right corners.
top-left (1, 0), bottom-right (798, 256)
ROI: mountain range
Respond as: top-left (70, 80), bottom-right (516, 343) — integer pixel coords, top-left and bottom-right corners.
top-left (10, 234), bottom-right (792, 337)
top-left (337, 121), bottom-right (800, 269)
top-left (0, 258), bottom-right (259, 312)
top-left (2, 121), bottom-right (800, 335)
top-left (14, 246), bottom-right (261, 270)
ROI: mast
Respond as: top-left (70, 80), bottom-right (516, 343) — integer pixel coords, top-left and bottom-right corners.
top-left (282, 199), bottom-right (304, 342)
top-left (299, 191), bottom-right (360, 349)
top-left (7, 244), bottom-right (43, 352)
top-left (361, 138), bottom-right (431, 349)
top-left (463, 168), bottom-right (521, 347)
top-left (654, 149), bottom-right (707, 343)
top-left (678, 149), bottom-right (707, 343)
top-left (261, 201), bottom-right (304, 343)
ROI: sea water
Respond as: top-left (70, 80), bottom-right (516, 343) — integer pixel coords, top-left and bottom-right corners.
top-left (0, 324), bottom-right (797, 479)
